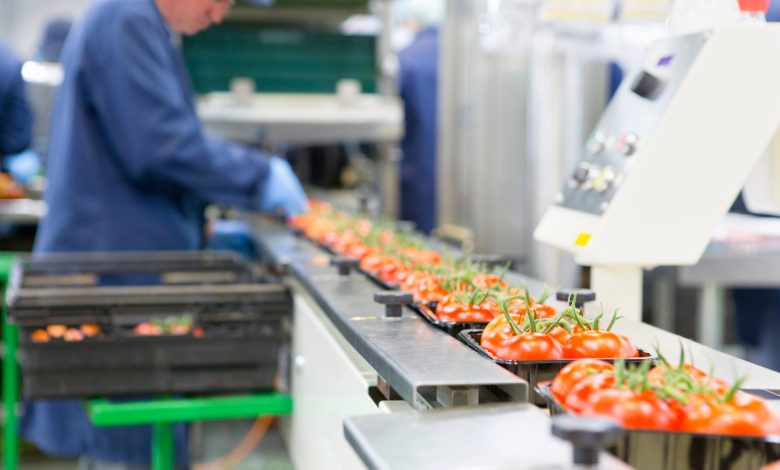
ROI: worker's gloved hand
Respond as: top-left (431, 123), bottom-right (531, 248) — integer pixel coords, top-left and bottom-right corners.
top-left (258, 156), bottom-right (308, 216)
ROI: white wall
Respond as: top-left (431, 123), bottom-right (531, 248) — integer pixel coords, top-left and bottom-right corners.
top-left (0, 0), bottom-right (91, 58)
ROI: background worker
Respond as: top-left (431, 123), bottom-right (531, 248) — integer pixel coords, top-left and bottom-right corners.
top-left (396, 0), bottom-right (443, 235)
top-left (0, 41), bottom-right (32, 170)
top-left (21, 0), bottom-right (307, 467)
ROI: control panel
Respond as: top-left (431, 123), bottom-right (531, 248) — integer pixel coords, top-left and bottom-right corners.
top-left (535, 25), bottom-right (780, 267)
top-left (557, 33), bottom-right (708, 215)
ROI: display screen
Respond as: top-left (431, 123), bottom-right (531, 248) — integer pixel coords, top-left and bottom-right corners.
top-left (631, 71), bottom-right (663, 100)
top-left (657, 55), bottom-right (674, 67)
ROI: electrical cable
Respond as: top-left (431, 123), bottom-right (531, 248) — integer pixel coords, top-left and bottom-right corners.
top-left (192, 415), bottom-right (275, 470)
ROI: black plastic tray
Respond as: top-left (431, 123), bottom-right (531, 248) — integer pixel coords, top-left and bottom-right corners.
top-left (411, 303), bottom-right (489, 337)
top-left (459, 329), bottom-right (655, 404)
top-left (358, 268), bottom-right (400, 291)
top-left (535, 383), bottom-right (780, 470)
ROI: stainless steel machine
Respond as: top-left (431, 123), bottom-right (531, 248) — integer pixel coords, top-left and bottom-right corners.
top-left (536, 25), bottom-right (780, 320)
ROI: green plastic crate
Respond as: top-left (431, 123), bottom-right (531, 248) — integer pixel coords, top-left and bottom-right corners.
top-left (182, 24), bottom-right (377, 94)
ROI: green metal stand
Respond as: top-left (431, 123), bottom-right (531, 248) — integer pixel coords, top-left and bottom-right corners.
top-left (1, 253), bottom-right (19, 470)
top-left (87, 393), bottom-right (293, 470)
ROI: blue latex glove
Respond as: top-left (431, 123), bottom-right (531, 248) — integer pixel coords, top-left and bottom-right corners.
top-left (258, 157), bottom-right (308, 216)
top-left (207, 220), bottom-right (260, 260)
top-left (6, 150), bottom-right (40, 186)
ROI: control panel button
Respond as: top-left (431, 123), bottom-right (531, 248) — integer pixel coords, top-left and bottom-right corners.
top-left (593, 167), bottom-right (616, 193)
top-left (572, 162), bottom-right (591, 183)
top-left (587, 130), bottom-right (608, 155)
top-left (619, 133), bottom-right (640, 156)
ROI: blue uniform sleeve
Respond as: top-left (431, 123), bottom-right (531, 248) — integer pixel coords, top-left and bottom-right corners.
top-left (0, 55), bottom-right (33, 157)
top-left (87, 10), bottom-right (269, 210)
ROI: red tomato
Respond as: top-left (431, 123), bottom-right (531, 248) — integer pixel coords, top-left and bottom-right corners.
top-left (354, 218), bottom-right (373, 237)
top-left (563, 330), bottom-right (628, 359)
top-left (80, 323), bottom-right (101, 337)
top-left (551, 359), bottom-right (614, 403)
top-left (378, 261), bottom-right (410, 285)
top-left (345, 242), bottom-right (376, 260)
top-left (690, 403), bottom-right (769, 436)
top-left (548, 326), bottom-right (571, 346)
top-left (472, 273), bottom-right (507, 290)
top-left (378, 229), bottom-right (396, 245)
top-left (698, 376), bottom-right (730, 397)
top-left (437, 302), bottom-right (497, 323)
top-left (617, 334), bottom-right (638, 358)
top-left (495, 333), bottom-right (564, 361)
top-left (30, 329), bottom-right (50, 342)
top-left (400, 247), bottom-right (441, 266)
top-left (359, 254), bottom-right (392, 275)
top-left (564, 373), bottom-right (616, 413)
top-left (480, 313), bottom-right (523, 354)
top-left (677, 392), bottom-right (718, 433)
top-left (647, 363), bottom-right (709, 386)
top-left (531, 304), bottom-right (558, 319)
top-left (581, 389), bottom-right (679, 431)
top-left (681, 390), bottom-right (780, 436)
top-left (403, 272), bottom-right (447, 303)
top-left (134, 322), bottom-right (162, 336)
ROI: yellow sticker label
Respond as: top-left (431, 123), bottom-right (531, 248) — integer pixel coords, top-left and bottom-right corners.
top-left (574, 233), bottom-right (591, 247)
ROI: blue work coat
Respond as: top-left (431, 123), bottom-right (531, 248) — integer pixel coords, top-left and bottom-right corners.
top-left (22, 0), bottom-right (273, 465)
top-left (0, 43), bottom-right (33, 160)
top-left (398, 27), bottom-right (439, 235)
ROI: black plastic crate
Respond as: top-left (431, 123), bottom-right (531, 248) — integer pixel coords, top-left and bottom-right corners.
top-left (411, 302), bottom-right (489, 337)
top-left (459, 329), bottom-right (654, 405)
top-left (535, 383), bottom-right (780, 470)
top-left (7, 252), bottom-right (291, 399)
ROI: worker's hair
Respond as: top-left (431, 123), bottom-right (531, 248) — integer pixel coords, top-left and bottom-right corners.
top-left (395, 0), bottom-right (445, 26)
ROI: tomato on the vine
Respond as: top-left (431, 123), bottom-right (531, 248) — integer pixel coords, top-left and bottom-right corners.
top-left (402, 272), bottom-right (447, 303)
top-left (581, 389), bottom-right (679, 431)
top-left (563, 373), bottom-right (616, 413)
top-left (617, 334), bottom-right (638, 358)
top-left (472, 273), bottom-right (507, 290)
top-left (550, 359), bottom-right (614, 403)
top-left (532, 304), bottom-right (558, 319)
top-left (480, 313), bottom-right (523, 354)
top-left (495, 333), bottom-right (564, 361)
top-left (359, 254), bottom-right (393, 276)
top-left (563, 330), bottom-right (629, 359)
top-left (647, 363), bottom-right (708, 386)
top-left (437, 302), bottom-right (497, 323)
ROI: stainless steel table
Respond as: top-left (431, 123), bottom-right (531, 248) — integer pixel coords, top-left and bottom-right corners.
top-left (198, 92), bottom-right (403, 146)
top-left (344, 404), bottom-right (631, 470)
top-left (0, 199), bottom-right (46, 224)
top-left (677, 214), bottom-right (780, 352)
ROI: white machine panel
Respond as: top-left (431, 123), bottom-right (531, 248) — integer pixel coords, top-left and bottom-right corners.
top-left (282, 293), bottom-right (379, 470)
top-left (536, 26), bottom-right (780, 267)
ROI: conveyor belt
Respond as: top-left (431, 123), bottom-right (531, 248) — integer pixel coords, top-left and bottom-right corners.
top-left (248, 215), bottom-right (780, 399)
top-left (249, 218), bottom-right (527, 409)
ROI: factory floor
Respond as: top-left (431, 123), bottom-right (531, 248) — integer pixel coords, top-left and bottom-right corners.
top-left (10, 419), bottom-right (294, 470)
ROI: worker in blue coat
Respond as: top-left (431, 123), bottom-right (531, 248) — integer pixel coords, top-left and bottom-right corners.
top-left (21, 0), bottom-right (306, 467)
top-left (398, 23), bottom-right (439, 234)
top-left (0, 43), bottom-right (33, 165)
